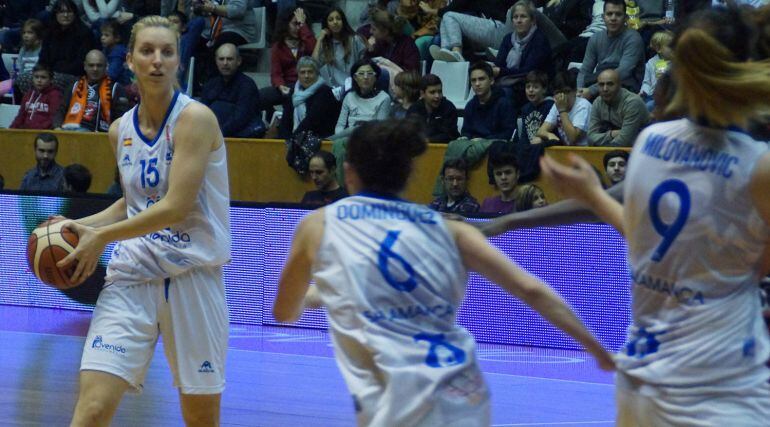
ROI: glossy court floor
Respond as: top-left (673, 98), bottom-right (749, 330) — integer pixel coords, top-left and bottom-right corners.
top-left (0, 304), bottom-right (616, 426)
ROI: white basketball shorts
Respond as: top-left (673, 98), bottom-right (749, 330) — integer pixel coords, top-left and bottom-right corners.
top-left (80, 265), bottom-right (228, 394)
top-left (616, 372), bottom-right (770, 426)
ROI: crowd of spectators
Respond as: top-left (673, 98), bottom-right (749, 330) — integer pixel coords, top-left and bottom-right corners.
top-left (1, 0), bottom-right (768, 216)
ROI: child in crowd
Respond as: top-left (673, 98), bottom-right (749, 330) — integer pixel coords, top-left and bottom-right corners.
top-left (639, 31), bottom-right (673, 110)
top-left (0, 19), bottom-right (45, 96)
top-left (516, 70), bottom-right (553, 145)
top-left (10, 64), bottom-right (62, 130)
top-left (513, 183), bottom-right (547, 211)
top-left (100, 19), bottom-right (131, 85)
top-left (391, 70), bottom-right (421, 118)
top-left (18, 19), bottom-right (45, 75)
top-left (481, 150), bottom-right (520, 215)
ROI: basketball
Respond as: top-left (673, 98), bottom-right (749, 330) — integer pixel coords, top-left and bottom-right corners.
top-left (27, 219), bottom-right (79, 289)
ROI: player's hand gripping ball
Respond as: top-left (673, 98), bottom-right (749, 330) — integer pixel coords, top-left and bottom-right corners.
top-left (27, 218), bottom-right (80, 289)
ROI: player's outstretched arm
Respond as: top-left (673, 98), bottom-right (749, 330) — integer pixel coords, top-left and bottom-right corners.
top-left (540, 154), bottom-right (625, 235)
top-left (479, 181), bottom-right (625, 237)
top-left (274, 210), bottom-right (325, 323)
top-left (448, 220), bottom-right (615, 371)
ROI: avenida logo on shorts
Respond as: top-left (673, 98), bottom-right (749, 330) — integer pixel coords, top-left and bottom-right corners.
top-left (198, 360), bottom-right (215, 373)
top-left (92, 335), bottom-right (127, 356)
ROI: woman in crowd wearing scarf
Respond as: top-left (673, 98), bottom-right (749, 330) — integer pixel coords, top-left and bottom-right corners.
top-left (280, 56), bottom-right (341, 139)
top-left (313, 7), bottom-right (367, 100)
top-left (493, 0), bottom-right (551, 82)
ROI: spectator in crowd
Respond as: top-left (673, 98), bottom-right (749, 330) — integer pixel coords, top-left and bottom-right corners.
top-left (58, 49), bottom-right (130, 132)
top-left (587, 69), bottom-right (649, 147)
top-left (166, 11), bottom-right (204, 90)
top-left (313, 7), bottom-right (366, 99)
top-left (430, 0), bottom-right (516, 62)
top-left (365, 9), bottom-right (420, 73)
top-left (391, 70), bottom-right (420, 118)
top-left (36, 0), bottom-right (98, 90)
top-left (603, 149), bottom-right (629, 186)
top-left (20, 132), bottom-right (65, 192)
top-left (516, 70), bottom-right (553, 145)
top-left (333, 59), bottom-right (391, 138)
top-left (429, 158), bottom-right (480, 214)
top-left (639, 30), bottom-right (673, 108)
top-left (406, 73), bottom-right (459, 143)
top-left (428, 62), bottom-right (515, 197)
top-left (192, 0), bottom-right (261, 87)
top-left (0, 1), bottom-right (45, 54)
top-left (263, 7), bottom-right (316, 123)
top-left (493, 0), bottom-right (551, 81)
top-left (462, 62), bottom-right (516, 140)
top-left (18, 19), bottom-right (45, 75)
top-left (565, 0), bottom-right (607, 64)
top-left (100, 18), bottom-right (131, 85)
top-left (480, 150), bottom-right (520, 215)
top-left (388, 0), bottom-right (445, 60)
top-left (280, 56), bottom-right (340, 139)
top-left (200, 43), bottom-right (264, 138)
top-left (82, 0), bottom-right (123, 36)
top-left (300, 151), bottom-right (348, 206)
top-left (196, 0), bottom-right (260, 47)
top-left (10, 64), bottom-right (62, 130)
top-left (512, 183), bottom-right (547, 211)
top-left (534, 70), bottom-right (591, 146)
top-left (630, 0), bottom-right (674, 46)
top-left (577, 0), bottom-right (645, 100)
top-left (62, 163), bottom-right (92, 194)
top-left (542, 0), bottom-right (593, 42)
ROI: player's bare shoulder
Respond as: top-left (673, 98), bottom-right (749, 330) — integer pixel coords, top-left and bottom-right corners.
top-left (176, 101), bottom-right (222, 150)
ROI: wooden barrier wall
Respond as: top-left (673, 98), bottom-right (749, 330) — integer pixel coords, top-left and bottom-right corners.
top-left (0, 129), bottom-right (627, 204)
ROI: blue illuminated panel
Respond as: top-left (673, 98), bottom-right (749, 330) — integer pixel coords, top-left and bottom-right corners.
top-left (0, 194), bottom-right (631, 351)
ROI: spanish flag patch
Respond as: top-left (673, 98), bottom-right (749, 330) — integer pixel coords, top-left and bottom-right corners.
top-left (123, 138), bottom-right (132, 147)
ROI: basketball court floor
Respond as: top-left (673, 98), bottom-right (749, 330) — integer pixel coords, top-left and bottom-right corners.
top-left (0, 304), bottom-right (616, 426)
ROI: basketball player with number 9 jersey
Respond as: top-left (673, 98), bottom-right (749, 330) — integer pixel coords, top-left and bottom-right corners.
top-left (616, 118), bottom-right (770, 424)
top-left (535, 5), bottom-right (770, 424)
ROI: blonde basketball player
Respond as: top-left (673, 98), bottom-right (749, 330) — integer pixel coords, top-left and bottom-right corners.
top-left (57, 16), bottom-right (230, 426)
top-left (274, 119), bottom-right (614, 427)
top-left (540, 6), bottom-right (770, 426)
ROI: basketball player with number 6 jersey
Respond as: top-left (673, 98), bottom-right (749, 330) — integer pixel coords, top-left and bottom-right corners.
top-left (540, 6), bottom-right (770, 425)
top-left (274, 119), bottom-right (614, 427)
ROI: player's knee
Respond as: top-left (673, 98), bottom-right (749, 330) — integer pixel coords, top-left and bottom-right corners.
top-left (71, 398), bottom-right (113, 426)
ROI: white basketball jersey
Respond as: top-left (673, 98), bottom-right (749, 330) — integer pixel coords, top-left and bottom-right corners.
top-left (106, 92), bottom-right (230, 284)
top-left (618, 119), bottom-right (770, 389)
top-left (314, 194), bottom-right (488, 426)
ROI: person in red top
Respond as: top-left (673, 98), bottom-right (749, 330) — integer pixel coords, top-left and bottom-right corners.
top-left (11, 64), bottom-right (63, 130)
top-left (261, 7), bottom-right (317, 124)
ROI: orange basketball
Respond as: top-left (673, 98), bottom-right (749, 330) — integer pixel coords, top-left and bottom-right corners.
top-left (27, 219), bottom-right (80, 289)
